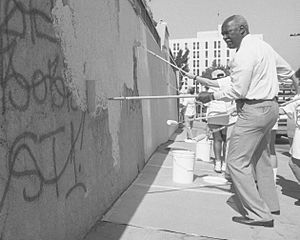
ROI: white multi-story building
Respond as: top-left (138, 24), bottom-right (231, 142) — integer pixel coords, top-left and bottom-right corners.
top-left (170, 25), bottom-right (263, 92)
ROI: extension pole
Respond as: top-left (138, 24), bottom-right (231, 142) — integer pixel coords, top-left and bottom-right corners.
top-left (136, 42), bottom-right (189, 75)
top-left (108, 94), bottom-right (197, 101)
top-left (146, 48), bottom-right (188, 74)
top-left (279, 96), bottom-right (300, 107)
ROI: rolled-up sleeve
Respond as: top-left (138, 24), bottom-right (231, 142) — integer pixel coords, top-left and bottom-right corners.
top-left (274, 51), bottom-right (295, 80)
top-left (214, 49), bottom-right (255, 101)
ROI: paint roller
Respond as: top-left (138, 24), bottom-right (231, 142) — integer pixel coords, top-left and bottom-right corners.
top-left (166, 110), bottom-right (237, 142)
top-left (166, 105), bottom-right (237, 126)
top-left (166, 112), bottom-right (236, 127)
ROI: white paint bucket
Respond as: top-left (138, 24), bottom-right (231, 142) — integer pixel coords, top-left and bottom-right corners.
top-left (196, 138), bottom-right (212, 162)
top-left (172, 150), bottom-right (195, 184)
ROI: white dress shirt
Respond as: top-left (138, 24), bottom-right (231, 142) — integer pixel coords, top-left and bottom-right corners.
top-left (214, 34), bottom-right (295, 101)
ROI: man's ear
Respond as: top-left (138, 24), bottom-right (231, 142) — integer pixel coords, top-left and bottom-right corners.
top-left (240, 25), bottom-right (246, 35)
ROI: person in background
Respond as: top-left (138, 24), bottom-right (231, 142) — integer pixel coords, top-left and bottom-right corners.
top-left (179, 87), bottom-right (188, 126)
top-left (287, 114), bottom-right (296, 146)
top-left (206, 69), bottom-right (234, 173)
top-left (186, 70), bottom-right (236, 178)
top-left (194, 15), bottom-right (299, 227)
top-left (287, 68), bottom-right (300, 147)
top-left (269, 121), bottom-right (278, 183)
top-left (287, 92), bottom-right (300, 147)
top-left (279, 92), bottom-right (300, 206)
top-left (182, 86), bottom-right (196, 143)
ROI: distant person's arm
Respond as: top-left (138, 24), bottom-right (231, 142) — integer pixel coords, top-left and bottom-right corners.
top-left (280, 101), bottom-right (296, 119)
top-left (290, 73), bottom-right (299, 95)
top-left (274, 51), bottom-right (298, 94)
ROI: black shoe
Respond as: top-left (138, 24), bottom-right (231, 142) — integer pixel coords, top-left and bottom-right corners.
top-left (232, 216), bottom-right (274, 227)
top-left (271, 210), bottom-right (280, 215)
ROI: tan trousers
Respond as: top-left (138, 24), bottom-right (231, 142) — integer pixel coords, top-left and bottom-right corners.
top-left (227, 100), bottom-right (279, 221)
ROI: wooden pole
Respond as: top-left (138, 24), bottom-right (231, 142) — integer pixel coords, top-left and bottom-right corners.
top-left (140, 45), bottom-right (189, 75)
top-left (279, 96), bottom-right (300, 107)
top-left (108, 94), bottom-right (197, 101)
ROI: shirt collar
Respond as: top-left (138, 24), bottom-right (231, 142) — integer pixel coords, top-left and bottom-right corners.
top-left (237, 34), bottom-right (251, 52)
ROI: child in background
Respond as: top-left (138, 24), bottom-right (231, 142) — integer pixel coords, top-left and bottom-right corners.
top-left (206, 70), bottom-right (236, 173)
top-left (269, 121), bottom-right (279, 183)
top-left (287, 94), bottom-right (300, 147)
top-left (182, 87), bottom-right (196, 143)
top-left (279, 97), bottom-right (300, 205)
top-left (179, 88), bottom-right (188, 126)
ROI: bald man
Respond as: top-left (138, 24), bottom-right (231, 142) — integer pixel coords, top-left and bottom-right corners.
top-left (195, 15), bottom-right (299, 227)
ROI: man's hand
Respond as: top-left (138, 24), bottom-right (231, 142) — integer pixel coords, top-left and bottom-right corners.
top-left (196, 92), bottom-right (214, 104)
top-left (185, 72), bottom-right (195, 79)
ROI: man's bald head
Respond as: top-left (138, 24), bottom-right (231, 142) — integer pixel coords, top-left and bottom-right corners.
top-left (221, 15), bottom-right (249, 49)
top-left (222, 15), bottom-right (249, 34)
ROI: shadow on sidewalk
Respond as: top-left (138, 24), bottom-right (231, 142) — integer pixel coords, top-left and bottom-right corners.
top-left (84, 130), bottom-right (190, 240)
top-left (277, 175), bottom-right (300, 200)
top-left (84, 121), bottom-right (233, 240)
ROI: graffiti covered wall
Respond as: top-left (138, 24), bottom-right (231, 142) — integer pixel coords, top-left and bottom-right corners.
top-left (0, 0), bottom-right (177, 239)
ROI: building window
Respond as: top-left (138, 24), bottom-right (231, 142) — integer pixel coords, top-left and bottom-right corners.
top-left (205, 41), bottom-right (208, 49)
top-left (197, 60), bottom-right (199, 67)
top-left (193, 51), bottom-right (195, 58)
top-left (227, 49), bottom-right (230, 57)
top-left (193, 60), bottom-right (195, 67)
top-left (193, 42), bottom-right (195, 49)
top-left (205, 60), bottom-right (208, 67)
top-left (214, 50), bottom-right (216, 58)
top-left (185, 42), bottom-right (188, 48)
top-left (197, 69), bottom-right (200, 75)
top-left (218, 50), bottom-right (221, 58)
top-left (205, 51), bottom-right (208, 58)
top-left (197, 42), bottom-right (199, 49)
top-left (227, 58), bottom-right (230, 65)
top-left (177, 43), bottom-right (179, 50)
top-left (218, 41), bottom-right (221, 48)
top-left (197, 51), bottom-right (199, 58)
top-left (193, 69), bottom-right (196, 75)
top-left (214, 41), bottom-right (217, 49)
top-left (218, 59), bottom-right (221, 66)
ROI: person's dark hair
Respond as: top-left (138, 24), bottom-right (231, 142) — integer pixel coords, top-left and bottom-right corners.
top-left (295, 67), bottom-right (300, 79)
top-left (188, 87), bottom-right (195, 95)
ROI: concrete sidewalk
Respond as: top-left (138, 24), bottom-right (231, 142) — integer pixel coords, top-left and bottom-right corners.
top-left (84, 123), bottom-right (300, 240)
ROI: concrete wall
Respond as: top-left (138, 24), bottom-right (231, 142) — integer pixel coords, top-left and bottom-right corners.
top-left (0, 0), bottom-right (177, 239)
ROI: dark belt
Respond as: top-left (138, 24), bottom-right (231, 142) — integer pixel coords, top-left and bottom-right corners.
top-left (237, 97), bottom-right (277, 105)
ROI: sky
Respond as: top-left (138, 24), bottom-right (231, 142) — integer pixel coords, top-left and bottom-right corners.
top-left (148, 0), bottom-right (300, 70)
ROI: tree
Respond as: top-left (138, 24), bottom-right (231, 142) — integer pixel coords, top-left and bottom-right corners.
top-left (171, 48), bottom-right (190, 88)
top-left (201, 60), bottom-right (230, 79)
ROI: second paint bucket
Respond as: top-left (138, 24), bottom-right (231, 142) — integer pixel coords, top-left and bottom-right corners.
top-left (196, 138), bottom-right (212, 162)
top-left (172, 150), bottom-right (195, 184)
